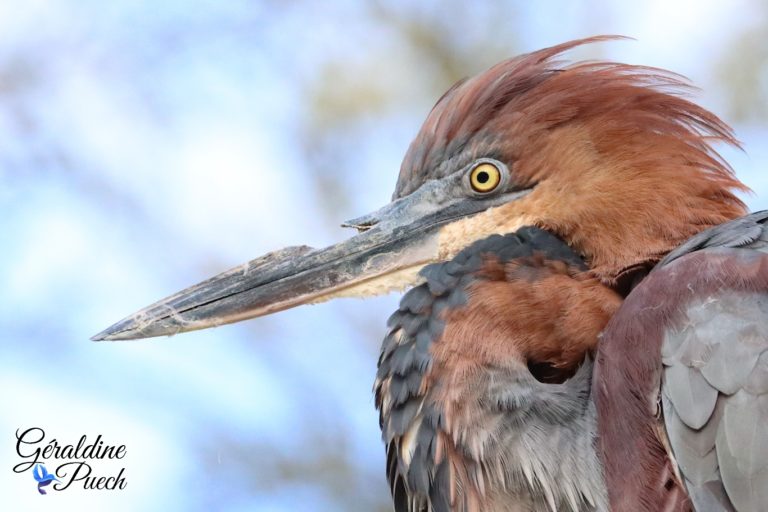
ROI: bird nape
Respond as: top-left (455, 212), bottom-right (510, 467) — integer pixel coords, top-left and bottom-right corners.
top-left (93, 36), bottom-right (768, 512)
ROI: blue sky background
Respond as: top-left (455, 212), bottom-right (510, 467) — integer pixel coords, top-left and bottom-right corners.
top-left (2, 1), bottom-right (767, 511)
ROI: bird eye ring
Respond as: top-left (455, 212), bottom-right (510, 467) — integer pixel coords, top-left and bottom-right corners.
top-left (469, 162), bottom-right (502, 193)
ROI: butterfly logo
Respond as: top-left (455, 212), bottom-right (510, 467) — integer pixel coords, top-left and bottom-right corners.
top-left (32, 463), bottom-right (59, 495)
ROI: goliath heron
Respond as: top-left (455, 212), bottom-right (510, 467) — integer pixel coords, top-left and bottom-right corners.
top-left (94, 37), bottom-right (768, 511)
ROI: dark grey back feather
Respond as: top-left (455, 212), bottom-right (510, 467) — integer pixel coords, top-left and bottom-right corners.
top-left (656, 210), bottom-right (768, 512)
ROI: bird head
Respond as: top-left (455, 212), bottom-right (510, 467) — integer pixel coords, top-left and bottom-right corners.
top-left (93, 36), bottom-right (747, 341)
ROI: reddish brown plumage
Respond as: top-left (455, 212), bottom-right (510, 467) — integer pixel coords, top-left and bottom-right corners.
top-left (423, 255), bottom-right (621, 509)
top-left (433, 255), bottom-right (621, 379)
top-left (380, 38), bottom-right (759, 511)
top-left (91, 35), bottom-right (765, 512)
top-left (398, 36), bottom-right (748, 283)
top-left (596, 249), bottom-right (768, 511)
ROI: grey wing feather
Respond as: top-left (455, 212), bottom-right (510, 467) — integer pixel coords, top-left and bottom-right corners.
top-left (658, 210), bottom-right (768, 512)
top-left (661, 210), bottom-right (768, 266)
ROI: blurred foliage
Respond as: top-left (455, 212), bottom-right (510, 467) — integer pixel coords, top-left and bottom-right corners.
top-left (295, 1), bottom-right (522, 220)
top-left (717, 0), bottom-right (768, 123)
top-left (199, 428), bottom-right (391, 512)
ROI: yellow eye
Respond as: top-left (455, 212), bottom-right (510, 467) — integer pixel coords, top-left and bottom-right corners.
top-left (469, 162), bottom-right (501, 193)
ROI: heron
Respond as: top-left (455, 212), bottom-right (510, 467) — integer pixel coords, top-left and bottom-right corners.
top-left (93, 36), bottom-right (768, 511)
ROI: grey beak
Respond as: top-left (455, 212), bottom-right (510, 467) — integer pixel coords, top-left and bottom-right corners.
top-left (92, 170), bottom-right (532, 342)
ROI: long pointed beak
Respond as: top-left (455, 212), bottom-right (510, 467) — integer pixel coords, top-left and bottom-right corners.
top-left (92, 177), bottom-right (532, 341)
top-left (92, 227), bottom-right (437, 341)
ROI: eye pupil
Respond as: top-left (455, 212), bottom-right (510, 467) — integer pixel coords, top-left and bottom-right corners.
top-left (476, 171), bottom-right (489, 184)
